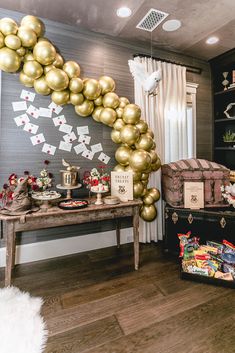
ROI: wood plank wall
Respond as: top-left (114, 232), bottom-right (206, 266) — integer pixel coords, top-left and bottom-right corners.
top-left (0, 8), bottom-right (212, 247)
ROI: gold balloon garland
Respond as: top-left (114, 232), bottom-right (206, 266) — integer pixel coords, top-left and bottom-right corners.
top-left (0, 15), bottom-right (161, 222)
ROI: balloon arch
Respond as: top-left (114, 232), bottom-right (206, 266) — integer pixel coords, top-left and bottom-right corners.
top-left (0, 15), bottom-right (161, 221)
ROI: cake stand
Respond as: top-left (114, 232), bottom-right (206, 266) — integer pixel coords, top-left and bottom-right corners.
top-left (56, 183), bottom-right (82, 199)
top-left (91, 189), bottom-right (108, 205)
top-left (31, 191), bottom-right (61, 210)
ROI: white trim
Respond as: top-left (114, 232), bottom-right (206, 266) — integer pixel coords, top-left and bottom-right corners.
top-left (187, 82), bottom-right (198, 157)
top-left (0, 228), bottom-right (133, 267)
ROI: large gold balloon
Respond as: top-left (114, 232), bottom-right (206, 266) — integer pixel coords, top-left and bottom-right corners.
top-left (19, 71), bottom-right (34, 87)
top-left (140, 204), bottom-right (157, 222)
top-left (33, 41), bottom-right (56, 65)
top-left (52, 53), bottom-right (64, 68)
top-left (45, 68), bottom-right (69, 91)
top-left (123, 104), bottom-right (141, 125)
top-left (114, 164), bottom-right (126, 172)
top-left (94, 96), bottom-right (103, 106)
top-left (4, 34), bottom-right (21, 50)
top-left (129, 149), bottom-right (152, 172)
top-left (113, 118), bottom-right (125, 131)
top-left (147, 187), bottom-right (160, 202)
top-left (111, 129), bottom-right (121, 144)
top-left (125, 166), bottom-right (141, 182)
top-left (143, 194), bottom-right (155, 206)
top-left (99, 76), bottom-right (115, 95)
top-left (43, 64), bottom-right (55, 74)
top-left (34, 76), bottom-right (51, 95)
top-left (135, 133), bottom-right (154, 151)
top-left (0, 18), bottom-right (18, 36)
top-left (149, 150), bottom-right (158, 164)
top-left (116, 107), bottom-right (123, 118)
top-left (136, 119), bottom-right (148, 134)
top-left (115, 146), bottom-right (132, 166)
top-left (83, 79), bottom-right (101, 100)
top-left (51, 90), bottom-right (70, 105)
top-left (70, 92), bottom-right (84, 106)
top-left (23, 60), bottom-right (43, 79)
top-left (0, 47), bottom-right (21, 72)
top-left (151, 158), bottom-right (161, 171)
top-left (75, 100), bottom-right (94, 117)
top-left (16, 47), bottom-right (26, 57)
top-left (21, 15), bottom-right (44, 37)
top-left (69, 77), bottom-right (83, 93)
top-left (103, 92), bottom-right (120, 109)
top-left (133, 181), bottom-right (145, 198)
top-left (119, 97), bottom-right (130, 109)
top-left (17, 26), bottom-right (37, 48)
top-left (63, 60), bottom-right (80, 79)
top-left (0, 32), bottom-right (4, 49)
top-left (120, 124), bottom-right (140, 146)
top-left (92, 106), bottom-right (103, 122)
top-left (99, 107), bottom-right (117, 127)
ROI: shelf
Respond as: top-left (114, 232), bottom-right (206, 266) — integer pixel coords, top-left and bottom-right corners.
top-left (214, 147), bottom-right (235, 150)
top-left (214, 87), bottom-right (235, 95)
top-left (215, 117), bottom-right (235, 122)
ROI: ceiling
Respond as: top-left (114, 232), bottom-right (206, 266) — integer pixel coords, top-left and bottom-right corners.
top-left (1, 0), bottom-right (235, 60)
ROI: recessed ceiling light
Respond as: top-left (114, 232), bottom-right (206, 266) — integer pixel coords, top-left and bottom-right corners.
top-left (116, 7), bottom-right (132, 18)
top-left (206, 36), bottom-right (219, 45)
top-left (162, 19), bottom-right (181, 32)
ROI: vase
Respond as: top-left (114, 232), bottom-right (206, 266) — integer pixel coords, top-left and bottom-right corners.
top-left (222, 72), bottom-right (229, 90)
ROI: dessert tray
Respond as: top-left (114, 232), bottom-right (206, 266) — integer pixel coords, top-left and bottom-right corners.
top-left (58, 199), bottom-right (88, 210)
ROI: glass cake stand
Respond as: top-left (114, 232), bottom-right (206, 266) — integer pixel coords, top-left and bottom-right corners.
top-left (56, 183), bottom-right (82, 199)
top-left (31, 191), bottom-right (61, 210)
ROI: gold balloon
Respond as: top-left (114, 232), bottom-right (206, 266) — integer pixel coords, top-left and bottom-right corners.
top-left (51, 90), bottom-right (70, 105)
top-left (34, 76), bottom-right (51, 95)
top-left (136, 119), bottom-right (148, 134)
top-left (140, 204), bottom-right (157, 222)
top-left (19, 71), bottom-right (34, 87)
top-left (142, 180), bottom-right (148, 187)
top-left (0, 32), bottom-right (4, 49)
top-left (135, 133), bottom-right (154, 151)
top-left (113, 118), bottom-right (125, 131)
top-left (44, 64), bottom-right (55, 74)
top-left (92, 106), bottom-right (103, 122)
top-left (0, 47), bottom-right (21, 72)
top-left (115, 146), bottom-right (132, 166)
top-left (143, 194), bottom-right (155, 206)
top-left (141, 173), bottom-right (149, 181)
top-left (45, 68), bottom-right (69, 91)
top-left (99, 108), bottom-right (117, 127)
top-left (123, 104), bottom-right (141, 125)
top-left (151, 158), bottom-right (161, 171)
top-left (147, 187), bottom-right (160, 202)
top-left (21, 15), bottom-right (44, 37)
top-left (133, 181), bottom-right (144, 198)
top-left (99, 75), bottom-right (115, 95)
top-left (63, 60), bottom-right (80, 79)
top-left (83, 79), bottom-right (101, 100)
top-left (119, 97), bottom-right (130, 109)
top-left (24, 52), bottom-right (34, 61)
top-left (94, 96), bottom-right (103, 106)
top-left (120, 124), bottom-right (140, 146)
top-left (52, 53), bottom-right (64, 68)
top-left (149, 150), bottom-right (158, 164)
top-left (33, 41), bottom-right (56, 65)
top-left (146, 128), bottom-right (154, 138)
top-left (116, 107), bottom-right (123, 118)
top-left (37, 37), bottom-right (51, 43)
top-left (4, 34), bottom-right (21, 50)
top-left (69, 77), bottom-right (83, 93)
top-left (16, 47), bottom-right (26, 56)
top-left (152, 141), bottom-right (156, 150)
top-left (114, 164), bottom-right (126, 172)
top-left (142, 187), bottom-right (148, 197)
top-left (17, 26), bottom-right (37, 48)
top-left (129, 149), bottom-right (152, 172)
top-left (0, 18), bottom-right (18, 36)
top-left (75, 99), bottom-right (94, 117)
top-left (23, 60), bottom-right (43, 79)
top-left (111, 129), bottom-right (122, 144)
top-left (125, 166), bottom-right (141, 182)
top-left (103, 92), bottom-right (120, 109)
top-left (70, 92), bottom-right (84, 106)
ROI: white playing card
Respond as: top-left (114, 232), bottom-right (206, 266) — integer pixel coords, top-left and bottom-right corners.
top-left (74, 143), bottom-right (87, 155)
top-left (39, 107), bottom-right (52, 118)
top-left (78, 134), bottom-right (91, 144)
top-left (12, 101), bottom-right (27, 112)
top-left (63, 132), bottom-right (77, 143)
top-left (82, 150), bottom-right (94, 160)
top-left (98, 152), bottom-right (111, 164)
top-left (42, 143), bottom-right (57, 155)
top-left (23, 122), bottom-right (39, 134)
top-left (59, 123), bottom-right (73, 134)
top-left (26, 105), bottom-right (40, 119)
top-left (20, 89), bottom-right (35, 102)
top-left (91, 143), bottom-right (103, 154)
top-left (53, 115), bottom-right (67, 127)
top-left (59, 141), bottom-right (72, 152)
top-left (30, 133), bottom-right (45, 145)
top-left (14, 113), bottom-right (30, 126)
top-left (48, 102), bottom-right (63, 115)
top-left (77, 126), bottom-right (89, 135)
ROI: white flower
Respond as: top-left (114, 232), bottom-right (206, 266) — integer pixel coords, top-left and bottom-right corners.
top-left (40, 169), bottom-right (48, 177)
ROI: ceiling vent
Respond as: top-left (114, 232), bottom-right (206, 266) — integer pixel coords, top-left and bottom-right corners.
top-left (136, 8), bottom-right (169, 32)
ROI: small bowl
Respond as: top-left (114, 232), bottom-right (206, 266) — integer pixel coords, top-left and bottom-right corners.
top-left (103, 196), bottom-right (120, 205)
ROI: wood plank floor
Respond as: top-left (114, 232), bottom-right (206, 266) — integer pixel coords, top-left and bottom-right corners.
top-left (0, 243), bottom-right (234, 353)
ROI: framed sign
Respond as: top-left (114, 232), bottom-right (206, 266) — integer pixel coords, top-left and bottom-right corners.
top-left (111, 172), bottom-right (133, 202)
top-left (184, 182), bottom-right (204, 209)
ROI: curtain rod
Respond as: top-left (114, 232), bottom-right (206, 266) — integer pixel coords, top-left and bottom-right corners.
top-left (133, 53), bottom-right (202, 75)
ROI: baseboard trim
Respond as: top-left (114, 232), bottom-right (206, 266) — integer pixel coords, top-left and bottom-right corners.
top-left (0, 228), bottom-right (133, 267)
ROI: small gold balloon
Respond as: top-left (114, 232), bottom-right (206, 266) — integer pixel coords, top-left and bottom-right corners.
top-left (75, 99), bottom-right (94, 117)
top-left (63, 60), bottom-right (80, 79)
top-left (23, 60), bottom-right (43, 79)
top-left (45, 68), bottom-right (69, 91)
top-left (51, 90), bottom-right (70, 105)
top-left (115, 146), bottom-right (132, 166)
top-left (123, 104), bottom-right (141, 125)
top-left (133, 181), bottom-right (145, 198)
top-left (147, 187), bottom-right (160, 202)
top-left (17, 26), bottom-right (37, 48)
top-left (34, 75), bottom-right (51, 95)
top-left (143, 194), bottom-right (155, 206)
top-left (99, 107), bottom-right (117, 127)
top-left (119, 97), bottom-right (130, 109)
top-left (116, 107), bottom-right (123, 118)
top-left (0, 32), bottom-right (4, 49)
top-left (33, 41), bottom-right (56, 65)
top-left (152, 141), bottom-right (156, 150)
top-left (16, 47), bottom-right (26, 57)
top-left (83, 79), bottom-right (101, 100)
top-left (21, 15), bottom-right (44, 37)
top-left (4, 34), bottom-right (21, 50)
top-left (111, 129), bottom-right (122, 144)
top-left (24, 52), bottom-right (34, 61)
top-left (69, 77), bottom-right (83, 93)
top-left (43, 64), bottom-right (55, 74)
top-left (142, 187), bottom-right (148, 197)
top-left (70, 92), bottom-right (84, 106)
top-left (151, 158), bottom-right (161, 171)
top-left (136, 119), bottom-right (148, 134)
top-left (0, 47), bottom-right (21, 72)
top-left (120, 124), bottom-right (140, 146)
top-left (52, 53), bottom-right (64, 68)
top-left (103, 92), bottom-right (120, 109)
top-left (94, 96), bottom-right (103, 106)
top-left (19, 71), bottom-right (34, 87)
top-left (92, 106), bottom-right (103, 122)
top-left (141, 173), bottom-right (149, 181)
top-left (129, 149), bottom-right (152, 172)
top-left (135, 133), bottom-right (154, 151)
top-left (149, 150), bottom-right (158, 164)
top-left (114, 164), bottom-right (126, 172)
top-left (146, 128), bottom-right (154, 138)
top-left (99, 75), bottom-right (115, 95)
top-left (0, 18), bottom-right (18, 36)
top-left (113, 118), bottom-right (125, 131)
top-left (140, 204), bottom-right (157, 222)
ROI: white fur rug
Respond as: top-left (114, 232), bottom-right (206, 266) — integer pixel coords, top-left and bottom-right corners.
top-left (0, 286), bottom-right (48, 353)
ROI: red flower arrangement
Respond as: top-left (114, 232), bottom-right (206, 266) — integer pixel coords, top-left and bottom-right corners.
top-left (83, 166), bottom-right (110, 190)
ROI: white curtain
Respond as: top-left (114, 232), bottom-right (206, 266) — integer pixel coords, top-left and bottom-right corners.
top-left (133, 56), bottom-right (187, 242)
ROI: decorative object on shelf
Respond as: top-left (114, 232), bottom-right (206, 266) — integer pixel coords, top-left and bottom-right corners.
top-left (222, 71), bottom-right (229, 90)
top-left (222, 130), bottom-right (235, 146)
top-left (60, 158), bottom-right (80, 187)
top-left (111, 171), bottom-right (133, 202)
top-left (83, 166), bottom-right (110, 205)
top-left (221, 183), bottom-right (235, 208)
top-left (58, 199), bottom-right (88, 210)
top-left (224, 102), bottom-right (235, 119)
top-left (31, 190), bottom-right (61, 210)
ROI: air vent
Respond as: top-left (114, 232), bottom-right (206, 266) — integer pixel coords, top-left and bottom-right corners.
top-left (136, 8), bottom-right (169, 32)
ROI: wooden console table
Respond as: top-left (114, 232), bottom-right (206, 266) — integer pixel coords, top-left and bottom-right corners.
top-left (0, 199), bottom-right (142, 286)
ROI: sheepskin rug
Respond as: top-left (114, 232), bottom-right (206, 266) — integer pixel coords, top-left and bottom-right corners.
top-left (0, 286), bottom-right (48, 353)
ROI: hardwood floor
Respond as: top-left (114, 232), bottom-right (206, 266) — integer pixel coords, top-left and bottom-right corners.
top-left (0, 243), bottom-right (234, 353)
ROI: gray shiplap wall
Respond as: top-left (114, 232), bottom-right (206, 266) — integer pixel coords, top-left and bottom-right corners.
top-left (0, 8), bottom-right (212, 247)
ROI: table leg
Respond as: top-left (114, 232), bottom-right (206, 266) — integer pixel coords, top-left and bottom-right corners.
top-left (116, 220), bottom-right (120, 248)
top-left (133, 206), bottom-right (139, 270)
top-left (5, 222), bottom-right (16, 287)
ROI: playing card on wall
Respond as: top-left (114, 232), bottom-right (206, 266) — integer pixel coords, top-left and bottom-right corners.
top-left (111, 172), bottom-right (133, 201)
top-left (30, 133), bottom-right (45, 145)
